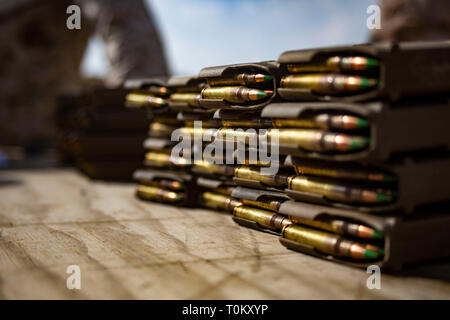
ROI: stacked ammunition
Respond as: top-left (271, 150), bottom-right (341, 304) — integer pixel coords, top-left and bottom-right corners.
top-left (218, 114), bottom-right (390, 264)
top-left (196, 62), bottom-right (279, 110)
top-left (55, 87), bottom-right (147, 180)
top-left (199, 43), bottom-right (450, 269)
top-left (266, 42), bottom-right (450, 269)
top-left (125, 77), bottom-right (208, 206)
top-left (280, 56), bottom-right (379, 97)
top-left (129, 41), bottom-right (450, 270)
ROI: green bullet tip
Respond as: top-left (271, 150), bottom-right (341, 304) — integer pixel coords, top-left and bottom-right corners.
top-left (382, 174), bottom-right (397, 182)
top-left (350, 137), bottom-right (370, 149)
top-left (364, 249), bottom-right (380, 260)
top-left (256, 91), bottom-right (269, 99)
top-left (356, 117), bottom-right (370, 129)
top-left (372, 230), bottom-right (385, 239)
top-left (376, 192), bottom-right (392, 203)
top-left (366, 57), bottom-right (379, 68)
top-left (360, 77), bottom-right (378, 89)
top-left (263, 74), bottom-right (273, 82)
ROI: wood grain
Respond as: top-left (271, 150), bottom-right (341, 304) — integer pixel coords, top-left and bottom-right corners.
top-left (0, 169), bottom-right (449, 299)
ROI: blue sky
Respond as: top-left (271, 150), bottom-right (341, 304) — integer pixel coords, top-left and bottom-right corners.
top-left (81, 0), bottom-right (378, 77)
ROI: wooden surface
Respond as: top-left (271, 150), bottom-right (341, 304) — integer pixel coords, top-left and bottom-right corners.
top-left (0, 169), bottom-right (449, 299)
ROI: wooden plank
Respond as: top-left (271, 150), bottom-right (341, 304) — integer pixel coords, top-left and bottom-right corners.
top-left (0, 170), bottom-right (187, 225)
top-left (0, 169), bottom-right (449, 299)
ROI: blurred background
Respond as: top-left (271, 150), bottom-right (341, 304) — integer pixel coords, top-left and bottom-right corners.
top-left (0, 0), bottom-right (449, 167)
top-left (82, 0), bottom-right (378, 77)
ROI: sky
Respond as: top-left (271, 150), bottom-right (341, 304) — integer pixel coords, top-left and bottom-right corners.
top-left (81, 0), bottom-right (378, 77)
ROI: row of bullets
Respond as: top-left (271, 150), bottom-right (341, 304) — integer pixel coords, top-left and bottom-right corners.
top-left (126, 43), bottom-right (450, 268)
top-left (281, 55), bottom-right (380, 96)
top-left (234, 166), bottom-right (396, 205)
top-left (125, 62), bottom-right (386, 264)
top-left (178, 125), bottom-right (370, 154)
top-left (126, 74), bottom-right (378, 108)
top-left (125, 57), bottom-right (380, 109)
top-left (134, 177), bottom-right (385, 262)
top-left (201, 72), bottom-right (273, 105)
top-left (139, 106), bottom-right (371, 155)
top-left (201, 191), bottom-right (384, 260)
top-left (141, 147), bottom-right (396, 206)
top-left (128, 81), bottom-right (191, 204)
top-left (196, 56), bottom-right (383, 263)
top-left (125, 73), bottom-right (274, 109)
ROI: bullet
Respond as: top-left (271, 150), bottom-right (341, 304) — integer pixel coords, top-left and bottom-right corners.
top-left (201, 192), bottom-right (243, 211)
top-left (328, 56), bottom-right (379, 72)
top-left (286, 56), bottom-right (379, 73)
top-left (288, 216), bottom-right (384, 240)
top-left (241, 198), bottom-right (283, 212)
top-left (217, 128), bottom-right (259, 144)
top-left (138, 179), bottom-right (184, 191)
top-left (178, 126), bottom-right (257, 144)
top-left (194, 160), bottom-right (235, 176)
top-left (294, 160), bottom-right (396, 182)
top-left (238, 157), bottom-right (281, 167)
top-left (201, 86), bottom-right (272, 104)
top-left (209, 186), bottom-right (236, 196)
top-left (280, 74), bottom-right (378, 95)
top-left (125, 92), bottom-right (168, 108)
top-left (149, 122), bottom-right (178, 137)
top-left (288, 176), bottom-right (396, 204)
top-left (313, 114), bottom-right (369, 130)
top-left (144, 151), bottom-right (172, 168)
top-left (267, 129), bottom-right (370, 153)
top-left (184, 120), bottom-right (222, 128)
top-left (178, 126), bottom-right (257, 145)
top-left (282, 224), bottom-right (383, 260)
top-left (203, 152), bottom-right (280, 167)
top-left (222, 119), bottom-right (273, 128)
top-left (170, 93), bottom-right (202, 107)
top-left (233, 206), bottom-right (292, 230)
top-left (234, 166), bottom-right (290, 187)
top-left (271, 119), bottom-right (319, 129)
top-left (136, 185), bottom-right (184, 203)
top-left (221, 114), bottom-right (368, 131)
top-left (202, 151), bottom-right (277, 168)
top-left (144, 151), bottom-right (191, 168)
top-left (272, 114), bottom-right (369, 131)
top-left (207, 73), bottom-right (273, 87)
top-left (147, 85), bottom-right (172, 97)
top-left (179, 126), bottom-right (216, 139)
top-left (178, 126), bottom-right (370, 153)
